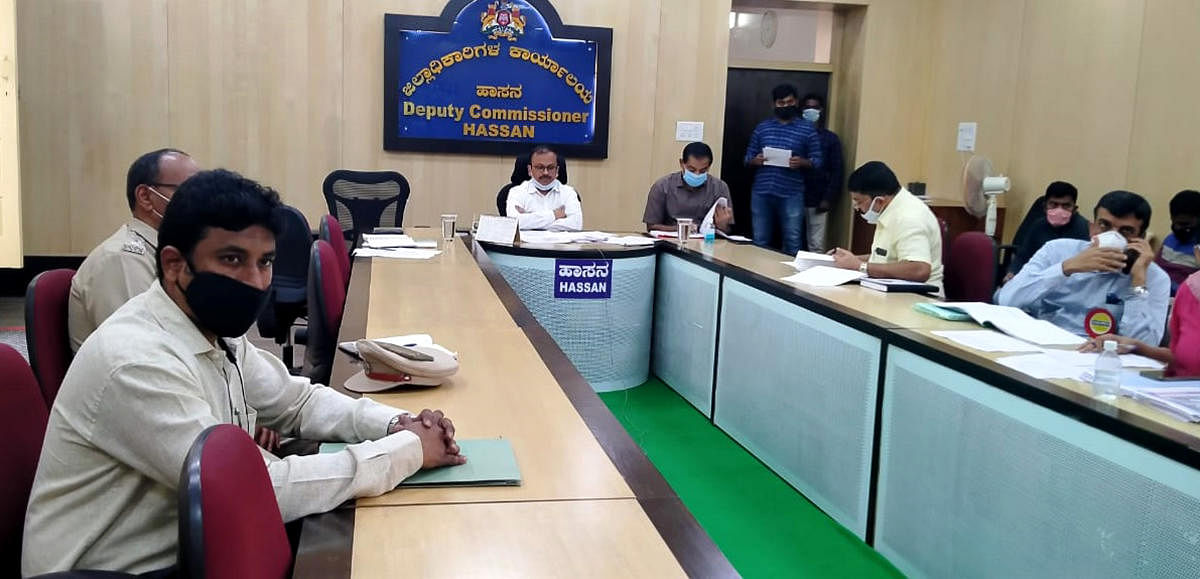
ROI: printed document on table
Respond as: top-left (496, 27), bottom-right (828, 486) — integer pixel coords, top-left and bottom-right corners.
top-left (1040, 349), bottom-right (1166, 370)
top-left (782, 250), bottom-right (836, 272)
top-left (605, 235), bottom-right (658, 246)
top-left (781, 265), bottom-right (864, 287)
top-left (939, 302), bottom-right (1087, 346)
top-left (996, 354), bottom-right (1086, 380)
top-left (931, 330), bottom-right (1044, 352)
top-left (361, 234), bottom-right (436, 249)
top-left (649, 230), bottom-right (703, 239)
top-left (762, 146), bottom-right (791, 168)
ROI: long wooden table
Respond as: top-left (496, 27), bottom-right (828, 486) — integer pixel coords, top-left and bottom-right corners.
top-left (296, 232), bottom-right (1200, 579)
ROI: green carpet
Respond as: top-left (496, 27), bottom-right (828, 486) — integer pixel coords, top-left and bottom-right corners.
top-left (599, 378), bottom-right (902, 578)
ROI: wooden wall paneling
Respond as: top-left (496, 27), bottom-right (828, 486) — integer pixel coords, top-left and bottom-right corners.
top-left (18, 0), bottom-right (170, 255)
top-left (829, 5), bottom-right (865, 249)
top-left (920, 0), bottom-right (1025, 206)
top-left (650, 0), bottom-right (732, 187)
top-left (1005, 0), bottom-right (1144, 237)
top-left (1126, 0), bottom-right (1200, 234)
top-left (0, 0), bottom-right (19, 266)
top-left (167, 0), bottom-right (343, 225)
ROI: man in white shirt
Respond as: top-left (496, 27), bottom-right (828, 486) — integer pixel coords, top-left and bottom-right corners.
top-left (505, 145), bottom-right (583, 231)
top-left (23, 169), bottom-right (465, 576)
top-left (68, 148), bottom-right (200, 351)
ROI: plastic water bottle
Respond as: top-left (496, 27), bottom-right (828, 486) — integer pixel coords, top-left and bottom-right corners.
top-left (1092, 340), bottom-right (1122, 402)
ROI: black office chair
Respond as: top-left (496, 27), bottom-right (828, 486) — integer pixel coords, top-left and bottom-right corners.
top-left (496, 154), bottom-right (570, 216)
top-left (322, 170), bottom-right (410, 239)
top-left (256, 206), bottom-right (311, 371)
top-left (998, 197), bottom-right (1046, 283)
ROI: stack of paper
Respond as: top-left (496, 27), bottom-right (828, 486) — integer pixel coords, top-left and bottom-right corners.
top-left (1122, 384), bottom-right (1200, 422)
top-left (937, 302), bottom-right (1087, 347)
top-left (361, 234), bottom-right (438, 249)
top-left (996, 350), bottom-right (1165, 381)
top-left (352, 247), bottom-right (441, 260)
top-left (781, 265), bottom-right (864, 287)
top-left (604, 235), bottom-right (659, 246)
top-left (781, 250), bottom-right (836, 272)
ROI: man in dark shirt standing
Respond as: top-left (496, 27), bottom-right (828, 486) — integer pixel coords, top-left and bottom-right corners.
top-left (743, 84), bottom-right (823, 255)
top-left (643, 142), bottom-right (733, 234)
top-left (1004, 181), bottom-right (1091, 282)
top-left (799, 93), bottom-right (844, 253)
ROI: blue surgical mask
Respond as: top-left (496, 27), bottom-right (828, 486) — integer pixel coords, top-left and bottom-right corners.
top-left (860, 197), bottom-right (883, 225)
top-left (682, 170), bottom-right (708, 188)
top-left (802, 108), bottom-right (821, 123)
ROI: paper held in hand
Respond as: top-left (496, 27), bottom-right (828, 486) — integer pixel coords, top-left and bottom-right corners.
top-left (700, 197), bottom-right (729, 234)
top-left (474, 215), bottom-right (520, 245)
top-left (762, 146), bottom-right (791, 168)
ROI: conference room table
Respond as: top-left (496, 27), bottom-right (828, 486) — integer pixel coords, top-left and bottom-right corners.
top-left (293, 230), bottom-right (1200, 579)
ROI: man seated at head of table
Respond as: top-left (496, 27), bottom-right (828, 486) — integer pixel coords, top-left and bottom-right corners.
top-left (69, 148), bottom-right (200, 352)
top-left (642, 141), bottom-right (733, 234)
top-left (1079, 270), bottom-right (1200, 378)
top-left (828, 161), bottom-right (945, 292)
top-left (505, 144), bottom-right (583, 231)
top-left (22, 169), bottom-right (466, 576)
top-left (997, 190), bottom-right (1170, 345)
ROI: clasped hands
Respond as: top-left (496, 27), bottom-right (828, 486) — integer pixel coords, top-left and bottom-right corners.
top-left (389, 408), bottom-right (467, 469)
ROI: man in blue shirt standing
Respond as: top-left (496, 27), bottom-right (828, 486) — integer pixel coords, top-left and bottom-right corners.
top-left (744, 84), bottom-right (824, 255)
top-left (997, 190), bottom-right (1170, 344)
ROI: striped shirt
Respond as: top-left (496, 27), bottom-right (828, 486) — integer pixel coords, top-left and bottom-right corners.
top-left (743, 117), bottom-right (824, 199)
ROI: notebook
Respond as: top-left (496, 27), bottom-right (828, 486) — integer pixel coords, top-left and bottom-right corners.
top-left (859, 278), bottom-right (939, 294)
top-left (319, 437), bottom-right (521, 487)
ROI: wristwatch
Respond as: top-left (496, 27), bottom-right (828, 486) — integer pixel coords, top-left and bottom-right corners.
top-left (1130, 285), bottom-right (1149, 299)
top-left (859, 262), bottom-right (869, 275)
top-left (386, 414), bottom-right (404, 435)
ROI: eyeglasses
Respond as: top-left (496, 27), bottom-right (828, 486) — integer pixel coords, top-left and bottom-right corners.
top-left (531, 164), bottom-right (558, 174)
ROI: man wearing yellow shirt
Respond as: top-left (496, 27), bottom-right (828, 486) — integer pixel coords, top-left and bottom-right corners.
top-left (829, 161), bottom-right (944, 291)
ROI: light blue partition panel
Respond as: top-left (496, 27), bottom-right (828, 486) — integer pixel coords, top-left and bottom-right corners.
top-left (486, 250), bottom-right (655, 391)
top-left (652, 253), bottom-right (720, 417)
top-left (714, 278), bottom-right (880, 538)
top-left (878, 347), bottom-right (1200, 578)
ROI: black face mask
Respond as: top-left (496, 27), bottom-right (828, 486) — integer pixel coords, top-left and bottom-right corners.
top-left (178, 269), bottom-right (270, 338)
top-left (774, 105), bottom-right (799, 120)
top-left (1173, 225), bottom-right (1197, 244)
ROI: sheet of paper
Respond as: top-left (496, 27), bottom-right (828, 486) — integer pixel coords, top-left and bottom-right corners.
top-left (716, 230), bottom-right (751, 242)
top-left (605, 235), bottom-right (658, 246)
top-left (1040, 349), bottom-right (1166, 370)
top-left (353, 248), bottom-right (441, 260)
top-left (515, 230), bottom-right (575, 244)
top-left (675, 121), bottom-right (704, 141)
top-left (763, 146), bottom-right (791, 168)
top-left (781, 250), bottom-right (836, 273)
top-left (475, 215), bottom-right (519, 244)
top-left (649, 230), bottom-right (703, 239)
top-left (931, 330), bottom-right (1043, 353)
top-left (320, 438), bottom-right (522, 486)
top-left (361, 233), bottom-right (416, 248)
top-left (700, 197), bottom-right (730, 234)
top-left (781, 265), bottom-right (865, 287)
top-left (996, 354), bottom-right (1087, 380)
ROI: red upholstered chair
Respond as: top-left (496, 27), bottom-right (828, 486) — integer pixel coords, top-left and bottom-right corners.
top-left (25, 269), bottom-right (76, 407)
top-left (178, 424), bottom-right (291, 579)
top-left (0, 344), bottom-right (50, 577)
top-left (302, 241), bottom-right (347, 385)
top-left (319, 214), bottom-right (351, 288)
top-left (945, 231), bottom-right (998, 303)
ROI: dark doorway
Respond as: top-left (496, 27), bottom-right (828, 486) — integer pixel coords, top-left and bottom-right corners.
top-left (719, 68), bottom-right (830, 242)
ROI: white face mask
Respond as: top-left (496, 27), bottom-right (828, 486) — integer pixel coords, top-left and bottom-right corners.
top-left (860, 197), bottom-right (883, 225)
top-left (1096, 230), bottom-right (1128, 251)
top-left (148, 186), bottom-right (172, 220)
top-left (533, 179), bottom-right (559, 192)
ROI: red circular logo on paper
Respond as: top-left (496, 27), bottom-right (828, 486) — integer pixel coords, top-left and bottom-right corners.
top-left (1085, 308), bottom-right (1116, 338)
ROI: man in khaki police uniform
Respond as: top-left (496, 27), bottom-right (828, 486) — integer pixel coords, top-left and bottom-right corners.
top-left (829, 161), bottom-right (944, 291)
top-left (68, 148), bottom-right (200, 351)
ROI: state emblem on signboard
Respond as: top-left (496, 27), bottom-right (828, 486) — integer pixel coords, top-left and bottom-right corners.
top-left (482, 2), bottom-right (526, 41)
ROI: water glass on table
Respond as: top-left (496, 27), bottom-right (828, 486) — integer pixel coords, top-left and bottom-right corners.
top-left (440, 214), bottom-right (457, 242)
top-left (676, 218), bottom-right (693, 244)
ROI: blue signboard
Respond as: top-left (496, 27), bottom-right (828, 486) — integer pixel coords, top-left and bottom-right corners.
top-left (384, 0), bottom-right (612, 158)
top-left (554, 259), bottom-right (612, 299)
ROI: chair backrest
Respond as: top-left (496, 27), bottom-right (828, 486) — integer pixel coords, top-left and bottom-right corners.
top-left (178, 424), bottom-right (291, 579)
top-left (0, 344), bottom-right (50, 577)
top-left (496, 183), bottom-right (519, 216)
top-left (945, 231), bottom-right (998, 302)
top-left (322, 170), bottom-right (410, 238)
top-left (272, 206), bottom-right (313, 305)
top-left (319, 214), bottom-right (351, 288)
top-left (510, 153), bottom-right (569, 185)
top-left (303, 240), bottom-right (346, 385)
top-left (25, 268), bottom-right (76, 407)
